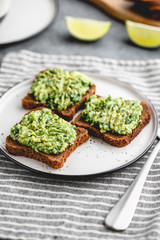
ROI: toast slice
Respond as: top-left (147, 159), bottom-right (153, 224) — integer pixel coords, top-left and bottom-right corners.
top-left (72, 102), bottom-right (151, 148)
top-left (22, 70), bottom-right (96, 121)
top-left (6, 108), bottom-right (89, 169)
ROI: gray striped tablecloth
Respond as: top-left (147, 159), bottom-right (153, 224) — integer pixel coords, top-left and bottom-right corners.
top-left (0, 50), bottom-right (160, 240)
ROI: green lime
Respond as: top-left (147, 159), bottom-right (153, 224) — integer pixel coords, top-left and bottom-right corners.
top-left (126, 20), bottom-right (160, 48)
top-left (65, 16), bottom-right (111, 41)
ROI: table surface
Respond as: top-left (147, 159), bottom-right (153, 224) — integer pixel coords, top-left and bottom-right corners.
top-left (0, 0), bottom-right (160, 62)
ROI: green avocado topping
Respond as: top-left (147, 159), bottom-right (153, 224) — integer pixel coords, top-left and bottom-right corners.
top-left (10, 108), bottom-right (77, 155)
top-left (81, 95), bottom-right (143, 135)
top-left (29, 69), bottom-right (93, 111)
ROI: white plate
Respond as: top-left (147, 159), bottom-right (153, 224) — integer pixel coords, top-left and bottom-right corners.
top-left (0, 73), bottom-right (158, 178)
top-left (0, 0), bottom-right (11, 19)
top-left (0, 0), bottom-right (58, 44)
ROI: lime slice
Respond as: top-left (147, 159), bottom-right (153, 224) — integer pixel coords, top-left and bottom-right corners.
top-left (126, 20), bottom-right (160, 48)
top-left (65, 16), bottom-right (111, 41)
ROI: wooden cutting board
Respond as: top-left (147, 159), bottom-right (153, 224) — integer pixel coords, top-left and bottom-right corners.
top-left (89, 0), bottom-right (160, 27)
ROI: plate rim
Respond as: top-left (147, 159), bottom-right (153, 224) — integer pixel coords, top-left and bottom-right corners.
top-left (0, 74), bottom-right (158, 179)
top-left (0, 0), bottom-right (59, 45)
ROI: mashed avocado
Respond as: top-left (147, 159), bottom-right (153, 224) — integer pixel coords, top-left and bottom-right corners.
top-left (29, 69), bottom-right (93, 111)
top-left (81, 95), bottom-right (143, 135)
top-left (10, 108), bottom-right (77, 154)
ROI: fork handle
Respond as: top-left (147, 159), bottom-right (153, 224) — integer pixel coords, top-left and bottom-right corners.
top-left (105, 140), bottom-right (160, 231)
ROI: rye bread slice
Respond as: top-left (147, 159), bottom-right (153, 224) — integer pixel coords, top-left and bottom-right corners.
top-left (6, 108), bottom-right (89, 169)
top-left (72, 101), bottom-right (151, 148)
top-left (22, 69), bottom-right (96, 121)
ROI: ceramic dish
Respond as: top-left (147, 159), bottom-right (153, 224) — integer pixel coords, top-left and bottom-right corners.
top-left (0, 0), bottom-right (58, 44)
top-left (0, 73), bottom-right (158, 178)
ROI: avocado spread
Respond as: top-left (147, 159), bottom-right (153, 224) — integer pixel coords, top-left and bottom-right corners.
top-left (81, 95), bottom-right (143, 135)
top-left (29, 69), bottom-right (93, 111)
top-left (10, 108), bottom-right (77, 154)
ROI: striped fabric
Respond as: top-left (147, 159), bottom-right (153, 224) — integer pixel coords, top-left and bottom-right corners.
top-left (0, 50), bottom-right (160, 240)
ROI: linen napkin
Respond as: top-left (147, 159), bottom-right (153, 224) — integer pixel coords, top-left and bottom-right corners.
top-left (0, 50), bottom-right (160, 240)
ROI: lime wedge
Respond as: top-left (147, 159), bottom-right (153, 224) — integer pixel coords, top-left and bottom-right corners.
top-left (126, 20), bottom-right (160, 48)
top-left (65, 16), bottom-right (111, 41)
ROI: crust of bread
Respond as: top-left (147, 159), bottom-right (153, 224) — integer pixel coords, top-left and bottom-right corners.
top-left (72, 102), bottom-right (151, 148)
top-left (6, 108), bottom-right (89, 169)
top-left (22, 70), bottom-right (96, 121)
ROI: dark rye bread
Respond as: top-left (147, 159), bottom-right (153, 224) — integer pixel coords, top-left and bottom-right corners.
top-left (22, 70), bottom-right (96, 121)
top-left (72, 102), bottom-right (151, 148)
top-left (6, 108), bottom-right (89, 169)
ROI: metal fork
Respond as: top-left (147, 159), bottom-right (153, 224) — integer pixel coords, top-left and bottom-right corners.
top-left (105, 127), bottom-right (160, 231)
